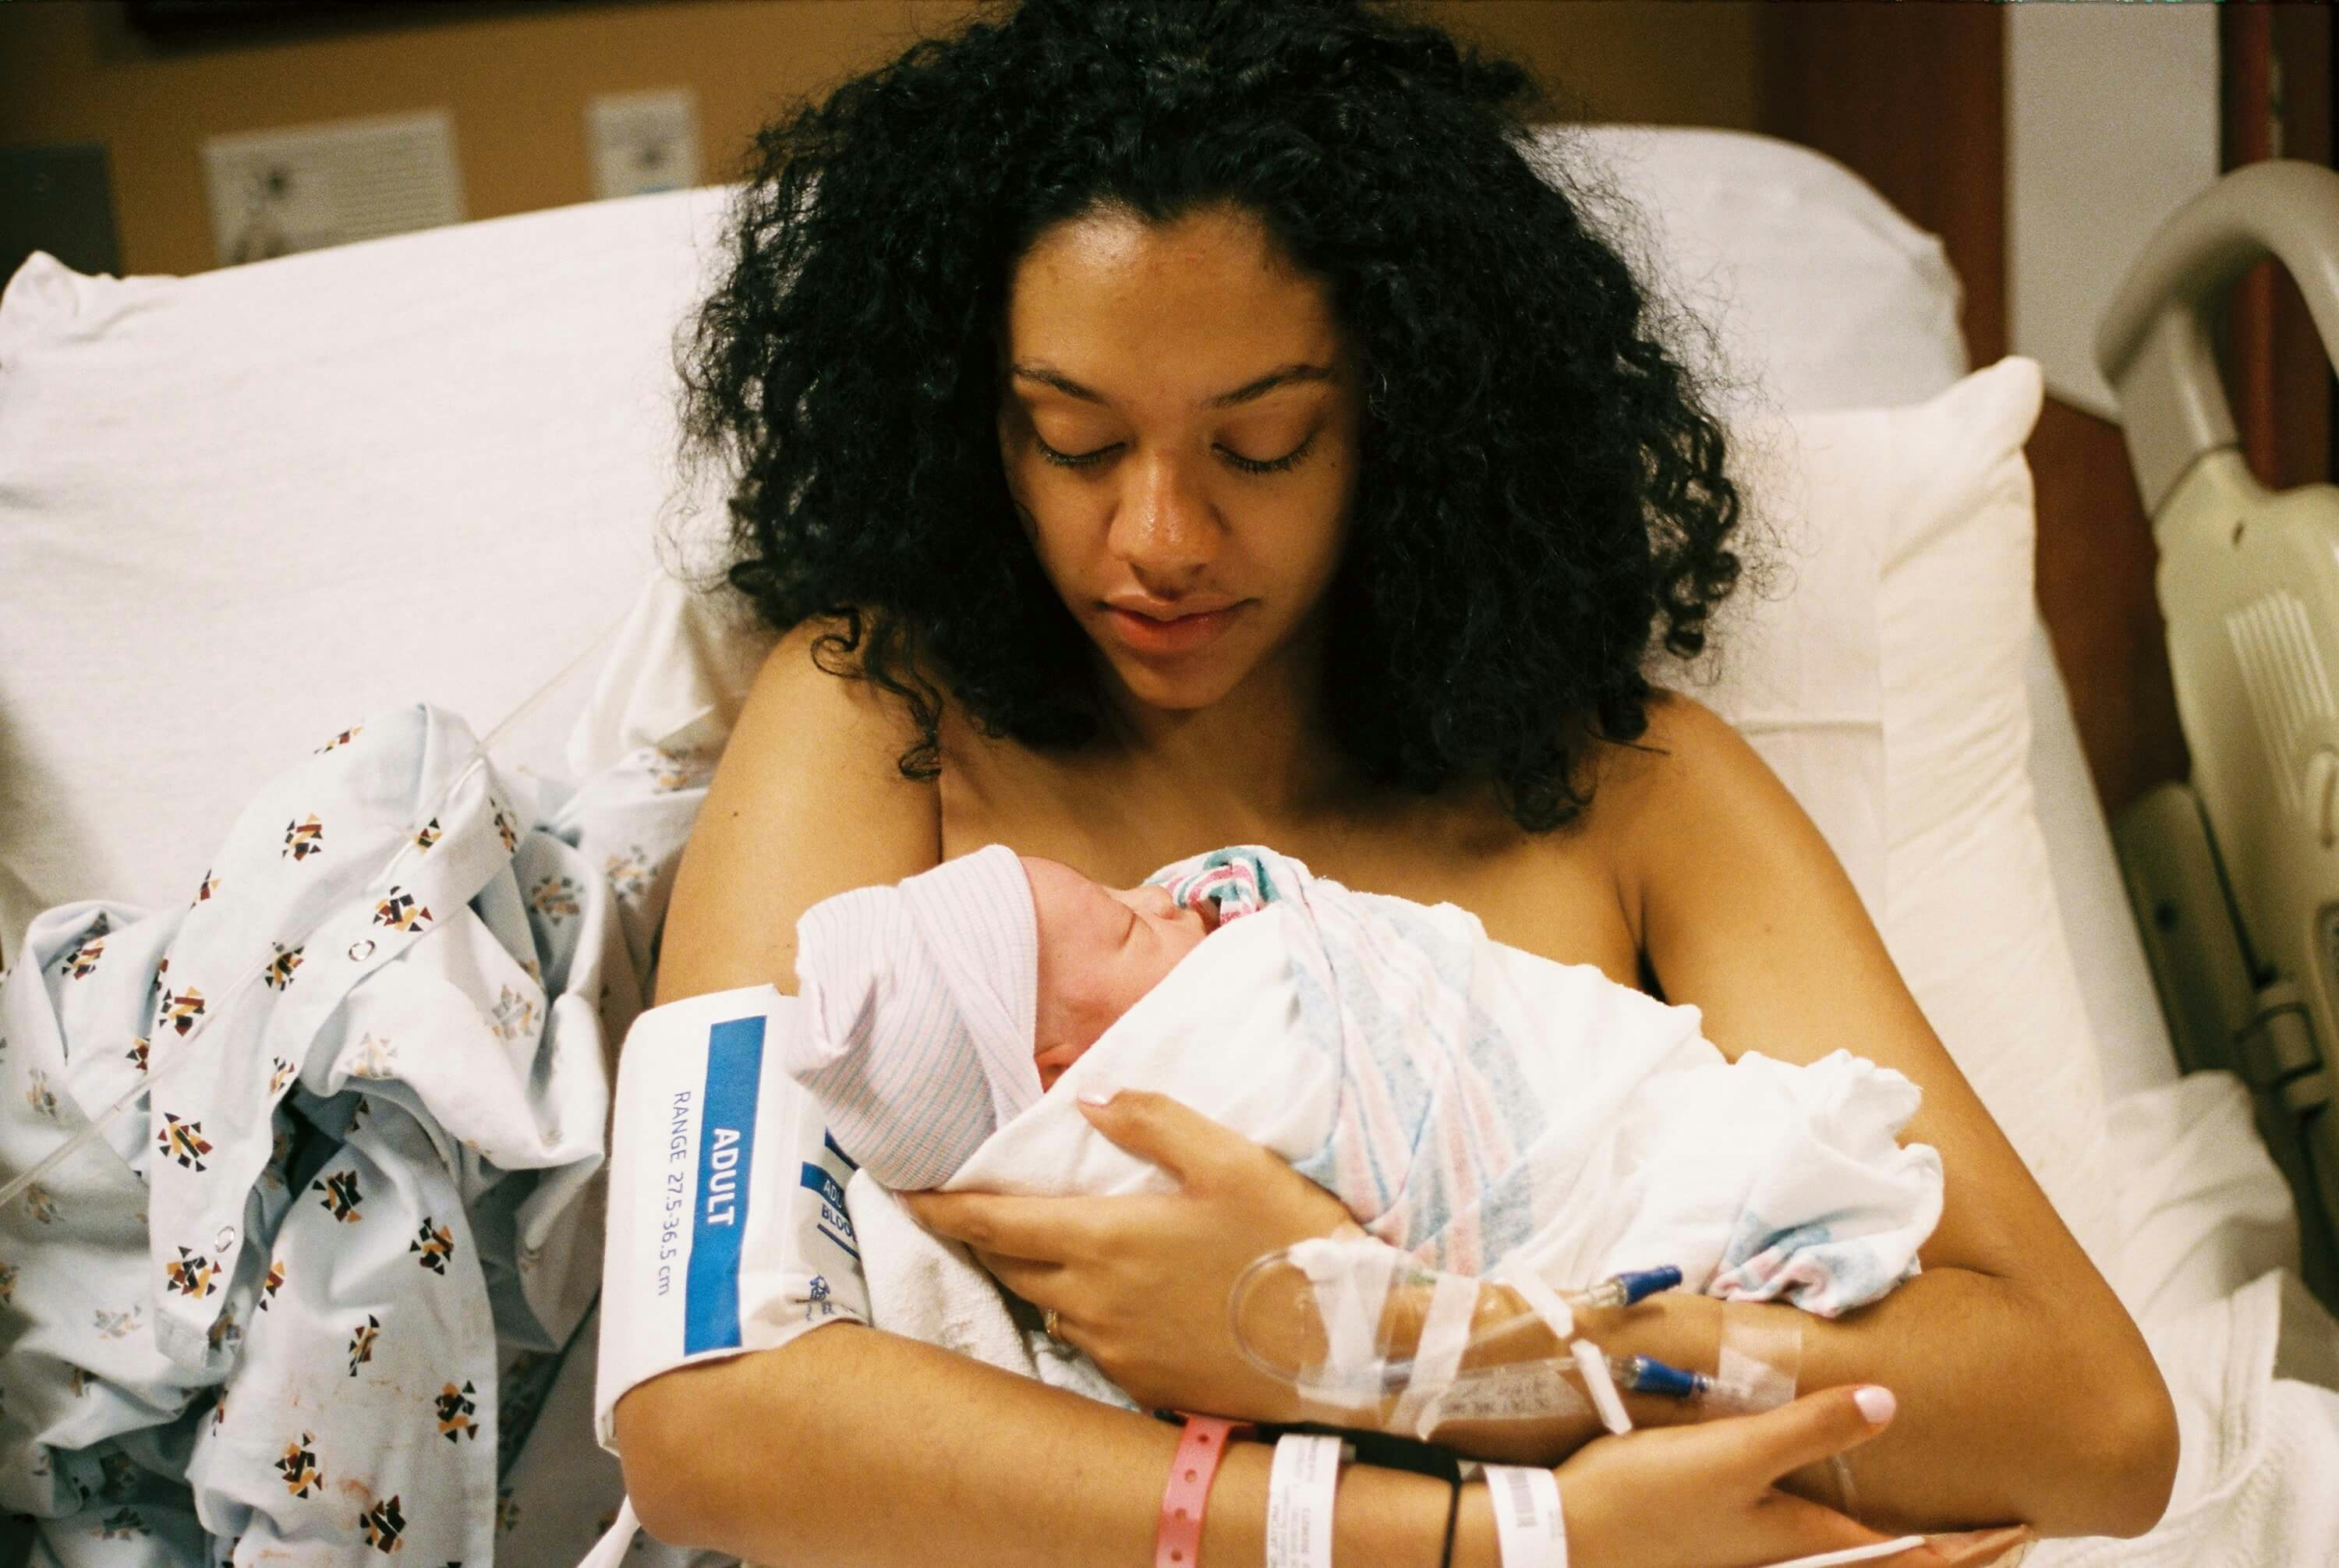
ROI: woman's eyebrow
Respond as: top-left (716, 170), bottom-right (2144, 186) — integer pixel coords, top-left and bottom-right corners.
top-left (1010, 362), bottom-right (1334, 409)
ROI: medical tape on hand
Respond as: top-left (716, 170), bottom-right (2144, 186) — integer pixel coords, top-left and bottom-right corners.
top-left (1569, 1338), bottom-right (1631, 1435)
top-left (1389, 1271), bottom-right (1481, 1439)
top-left (1287, 1236), bottom-right (1396, 1407)
top-left (1494, 1266), bottom-right (1576, 1345)
top-left (1707, 1310), bottom-right (1884, 1535)
top-left (1483, 1463), bottom-right (1567, 1568)
top-left (1711, 1310), bottom-right (1890, 1535)
top-left (1265, 1432), bottom-right (1345, 1568)
top-left (1711, 1304), bottom-right (1803, 1414)
top-left (1403, 1266), bottom-right (1591, 1430)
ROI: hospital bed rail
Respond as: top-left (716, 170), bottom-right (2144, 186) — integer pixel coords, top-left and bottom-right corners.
top-left (2100, 158), bottom-right (2339, 1309)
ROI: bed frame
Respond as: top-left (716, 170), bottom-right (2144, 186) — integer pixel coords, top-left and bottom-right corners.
top-left (2099, 161), bottom-right (2339, 1309)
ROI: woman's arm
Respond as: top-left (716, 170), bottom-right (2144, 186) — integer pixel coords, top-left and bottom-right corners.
top-left (623, 1326), bottom-right (1477, 1566)
top-left (1591, 695), bottom-right (2178, 1538)
top-left (620, 621), bottom-right (1471, 1563)
top-left (625, 1313), bottom-right (1966, 1568)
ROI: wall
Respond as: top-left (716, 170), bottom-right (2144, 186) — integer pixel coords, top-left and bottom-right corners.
top-left (2008, 8), bottom-right (2220, 818)
top-left (2006, 4), bottom-right (2220, 421)
top-left (0, 0), bottom-right (1762, 279)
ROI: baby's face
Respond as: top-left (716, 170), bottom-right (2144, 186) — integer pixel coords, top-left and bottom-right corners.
top-left (1020, 856), bottom-right (1216, 1091)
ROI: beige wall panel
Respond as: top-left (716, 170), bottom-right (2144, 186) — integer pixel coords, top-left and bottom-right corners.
top-left (1, 0), bottom-right (1760, 278)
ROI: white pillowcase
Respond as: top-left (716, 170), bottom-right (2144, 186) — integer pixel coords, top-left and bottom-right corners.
top-left (1694, 356), bottom-right (2116, 1272)
top-left (1563, 126), bottom-right (1971, 414)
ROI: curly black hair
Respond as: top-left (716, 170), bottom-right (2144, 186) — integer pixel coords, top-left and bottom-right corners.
top-left (677, 0), bottom-right (1744, 831)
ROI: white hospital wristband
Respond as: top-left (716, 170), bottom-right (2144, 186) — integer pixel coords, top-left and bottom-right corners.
top-left (1264, 1432), bottom-right (1344, 1568)
top-left (1483, 1463), bottom-right (1566, 1568)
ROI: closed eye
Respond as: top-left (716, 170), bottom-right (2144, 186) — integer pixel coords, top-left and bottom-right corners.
top-left (1035, 433), bottom-right (1317, 476)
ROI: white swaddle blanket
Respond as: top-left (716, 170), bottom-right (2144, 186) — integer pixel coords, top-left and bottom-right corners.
top-left (847, 855), bottom-right (1944, 1403)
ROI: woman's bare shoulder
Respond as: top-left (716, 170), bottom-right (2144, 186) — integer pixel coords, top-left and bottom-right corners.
top-left (654, 615), bottom-right (943, 1004)
top-left (1587, 688), bottom-right (1768, 837)
top-left (1575, 688), bottom-right (1798, 943)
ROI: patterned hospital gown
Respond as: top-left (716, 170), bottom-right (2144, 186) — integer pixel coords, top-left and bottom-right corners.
top-left (0, 706), bottom-right (709, 1566)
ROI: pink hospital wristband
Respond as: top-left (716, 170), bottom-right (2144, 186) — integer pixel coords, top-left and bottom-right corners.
top-left (1156, 1415), bottom-right (1256, 1567)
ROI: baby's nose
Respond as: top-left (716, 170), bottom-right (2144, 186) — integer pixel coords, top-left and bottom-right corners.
top-left (1156, 886), bottom-right (1217, 931)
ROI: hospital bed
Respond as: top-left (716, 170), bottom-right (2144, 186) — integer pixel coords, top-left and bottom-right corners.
top-left (0, 126), bottom-right (2328, 1563)
top-left (2096, 160), bottom-right (2339, 1309)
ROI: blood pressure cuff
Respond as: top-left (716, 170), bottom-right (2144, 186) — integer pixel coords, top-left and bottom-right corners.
top-left (594, 985), bottom-right (870, 1451)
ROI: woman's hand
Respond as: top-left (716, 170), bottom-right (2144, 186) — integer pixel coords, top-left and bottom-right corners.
top-left (898, 1088), bottom-right (1357, 1422)
top-left (1550, 1385), bottom-right (2033, 1568)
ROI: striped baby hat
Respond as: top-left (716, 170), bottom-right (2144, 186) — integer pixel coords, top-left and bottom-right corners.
top-left (785, 844), bottom-right (1041, 1190)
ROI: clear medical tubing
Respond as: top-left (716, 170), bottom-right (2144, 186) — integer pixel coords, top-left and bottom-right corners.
top-left (1228, 1246), bottom-right (1672, 1385)
top-left (0, 623), bottom-right (621, 1223)
top-left (1226, 1241), bottom-right (1704, 1422)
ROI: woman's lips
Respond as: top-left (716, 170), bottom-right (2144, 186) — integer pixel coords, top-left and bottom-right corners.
top-left (1103, 603), bottom-right (1244, 656)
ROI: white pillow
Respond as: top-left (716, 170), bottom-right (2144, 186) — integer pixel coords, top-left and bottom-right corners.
top-left (1660, 357), bottom-right (2114, 1274)
top-left (1685, 416), bottom-right (1889, 922)
top-left (0, 188), bottom-right (737, 959)
top-left (1566, 126), bottom-right (1971, 412)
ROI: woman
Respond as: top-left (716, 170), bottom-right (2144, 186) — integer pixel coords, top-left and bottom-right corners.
top-left (618, 2), bottom-right (2177, 1562)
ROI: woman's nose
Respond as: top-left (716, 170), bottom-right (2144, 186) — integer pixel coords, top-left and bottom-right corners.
top-left (1107, 451), bottom-right (1217, 586)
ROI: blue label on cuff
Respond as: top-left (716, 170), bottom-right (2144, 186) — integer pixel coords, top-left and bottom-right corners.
top-left (801, 1163), bottom-right (847, 1214)
top-left (684, 1014), bottom-right (765, 1354)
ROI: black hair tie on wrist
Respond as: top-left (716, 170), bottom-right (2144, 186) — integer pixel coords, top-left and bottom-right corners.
top-left (1339, 1432), bottom-right (1463, 1568)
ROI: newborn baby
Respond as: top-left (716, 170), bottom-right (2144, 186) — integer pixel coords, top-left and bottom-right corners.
top-left (784, 844), bottom-right (1943, 1317)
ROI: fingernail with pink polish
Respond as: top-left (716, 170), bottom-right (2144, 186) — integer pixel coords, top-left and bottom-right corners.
top-left (1855, 1386), bottom-right (1897, 1424)
top-left (1077, 1087), bottom-right (1116, 1106)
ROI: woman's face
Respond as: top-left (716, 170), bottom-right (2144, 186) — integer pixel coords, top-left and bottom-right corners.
top-left (996, 204), bottom-right (1363, 713)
